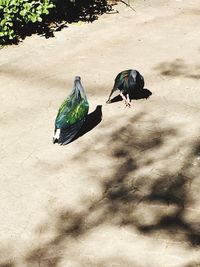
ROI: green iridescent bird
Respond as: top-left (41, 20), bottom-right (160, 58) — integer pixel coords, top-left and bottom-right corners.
top-left (106, 69), bottom-right (145, 107)
top-left (53, 76), bottom-right (89, 145)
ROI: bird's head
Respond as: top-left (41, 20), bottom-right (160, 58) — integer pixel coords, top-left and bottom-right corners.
top-left (74, 76), bottom-right (82, 89)
top-left (73, 76), bottom-right (87, 99)
top-left (129, 70), bottom-right (138, 88)
top-left (75, 76), bottom-right (81, 81)
top-left (130, 70), bottom-right (137, 82)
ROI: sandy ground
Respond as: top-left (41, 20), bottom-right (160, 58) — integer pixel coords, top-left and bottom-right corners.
top-left (0, 0), bottom-right (200, 266)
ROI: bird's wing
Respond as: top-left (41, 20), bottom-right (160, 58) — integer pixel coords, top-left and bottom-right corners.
top-left (55, 96), bottom-right (89, 144)
top-left (55, 93), bottom-right (89, 128)
top-left (55, 97), bottom-right (71, 127)
top-left (58, 119), bottom-right (85, 145)
top-left (138, 73), bottom-right (145, 88)
top-left (114, 70), bottom-right (130, 91)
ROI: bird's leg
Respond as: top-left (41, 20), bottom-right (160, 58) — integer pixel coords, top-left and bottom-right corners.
top-left (126, 93), bottom-right (131, 107)
top-left (119, 92), bottom-right (129, 107)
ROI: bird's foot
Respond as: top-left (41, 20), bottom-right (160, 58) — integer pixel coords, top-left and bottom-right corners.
top-left (125, 100), bottom-right (131, 107)
top-left (106, 100), bottom-right (111, 104)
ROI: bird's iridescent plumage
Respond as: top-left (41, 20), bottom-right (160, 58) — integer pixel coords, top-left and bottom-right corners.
top-left (53, 76), bottom-right (89, 145)
top-left (106, 69), bottom-right (145, 104)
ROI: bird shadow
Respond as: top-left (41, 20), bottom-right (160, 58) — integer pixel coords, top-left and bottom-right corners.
top-left (109, 88), bottom-right (152, 103)
top-left (71, 105), bottom-right (102, 142)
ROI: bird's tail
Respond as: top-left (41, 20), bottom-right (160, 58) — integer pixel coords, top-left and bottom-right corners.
top-left (54, 119), bottom-right (85, 145)
top-left (53, 128), bottom-right (60, 144)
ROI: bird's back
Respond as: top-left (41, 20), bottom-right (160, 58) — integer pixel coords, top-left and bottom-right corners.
top-left (114, 69), bottom-right (144, 93)
top-left (54, 77), bottom-right (89, 145)
top-left (55, 93), bottom-right (88, 129)
top-left (114, 69), bottom-right (131, 92)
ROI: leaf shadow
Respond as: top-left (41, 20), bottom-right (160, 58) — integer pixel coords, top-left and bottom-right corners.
top-left (0, 263), bottom-right (14, 267)
top-left (1, 113), bottom-right (200, 267)
top-left (155, 58), bottom-right (200, 79)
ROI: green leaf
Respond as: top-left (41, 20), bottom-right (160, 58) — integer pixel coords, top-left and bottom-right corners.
top-left (20, 9), bottom-right (26, 16)
top-left (47, 3), bottom-right (54, 8)
top-left (31, 14), bottom-right (37, 22)
top-left (37, 16), bottom-right (42, 22)
top-left (6, 21), bottom-right (13, 26)
top-left (36, 9), bottom-right (42, 15)
top-left (43, 9), bottom-right (49, 15)
top-left (0, 19), bottom-right (6, 26)
top-left (0, 0), bottom-right (57, 44)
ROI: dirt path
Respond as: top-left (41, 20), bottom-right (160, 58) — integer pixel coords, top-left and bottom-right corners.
top-left (0, 0), bottom-right (200, 266)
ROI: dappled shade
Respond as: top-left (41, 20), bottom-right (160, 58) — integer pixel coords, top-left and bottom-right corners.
top-left (155, 59), bottom-right (200, 79)
top-left (52, 0), bottom-right (112, 22)
top-left (11, 112), bottom-right (199, 267)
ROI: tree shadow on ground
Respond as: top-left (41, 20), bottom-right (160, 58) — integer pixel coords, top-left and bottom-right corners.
top-left (0, 263), bottom-right (14, 267)
top-left (23, 113), bottom-right (199, 266)
top-left (2, 112), bottom-right (200, 266)
top-left (51, 0), bottom-right (113, 23)
top-left (155, 58), bottom-right (200, 79)
top-left (184, 262), bottom-right (200, 267)
top-left (137, 172), bottom-right (200, 246)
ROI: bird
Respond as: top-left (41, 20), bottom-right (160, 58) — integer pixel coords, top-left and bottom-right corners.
top-left (53, 76), bottom-right (89, 145)
top-left (106, 69), bottom-right (145, 107)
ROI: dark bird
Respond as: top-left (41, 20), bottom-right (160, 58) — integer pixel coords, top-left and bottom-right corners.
top-left (106, 69), bottom-right (145, 107)
top-left (53, 76), bottom-right (89, 145)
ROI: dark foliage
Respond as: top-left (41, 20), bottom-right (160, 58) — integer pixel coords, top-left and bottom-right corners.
top-left (0, 0), bottom-right (113, 45)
